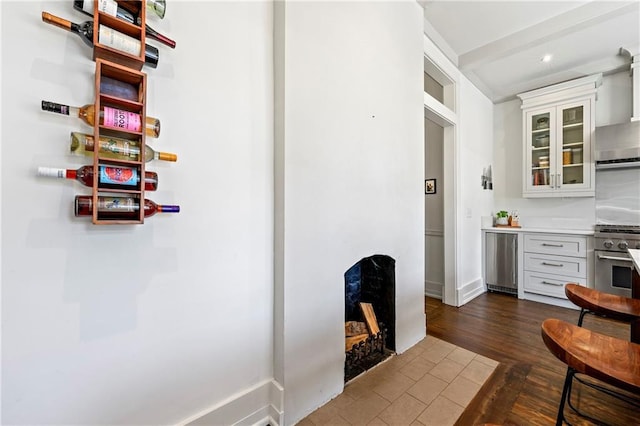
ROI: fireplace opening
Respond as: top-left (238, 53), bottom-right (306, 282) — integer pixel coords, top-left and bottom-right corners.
top-left (344, 254), bottom-right (396, 382)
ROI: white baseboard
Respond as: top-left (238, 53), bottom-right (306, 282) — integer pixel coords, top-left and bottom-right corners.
top-left (457, 278), bottom-right (484, 306)
top-left (179, 379), bottom-right (284, 426)
top-left (424, 280), bottom-right (443, 299)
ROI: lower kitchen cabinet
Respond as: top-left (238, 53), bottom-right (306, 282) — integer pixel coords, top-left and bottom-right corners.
top-left (523, 233), bottom-right (590, 302)
top-left (482, 228), bottom-right (594, 309)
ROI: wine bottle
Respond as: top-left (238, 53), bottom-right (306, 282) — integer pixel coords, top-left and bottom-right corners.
top-left (41, 11), bottom-right (159, 68)
top-left (101, 76), bottom-right (139, 102)
top-left (70, 132), bottom-right (177, 163)
top-left (73, 0), bottom-right (176, 49)
top-left (146, 0), bottom-right (166, 19)
top-left (74, 195), bottom-right (180, 218)
top-left (113, 0), bottom-right (166, 20)
top-left (42, 100), bottom-right (161, 138)
top-left (38, 165), bottom-right (158, 191)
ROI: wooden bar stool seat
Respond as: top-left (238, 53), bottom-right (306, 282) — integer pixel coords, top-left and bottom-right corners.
top-left (565, 283), bottom-right (640, 323)
top-left (565, 283), bottom-right (640, 343)
top-left (541, 318), bottom-right (640, 425)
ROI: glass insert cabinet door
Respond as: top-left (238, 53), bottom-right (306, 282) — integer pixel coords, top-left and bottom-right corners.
top-left (560, 104), bottom-right (584, 186)
top-left (525, 99), bottom-right (590, 195)
top-left (530, 111), bottom-right (551, 188)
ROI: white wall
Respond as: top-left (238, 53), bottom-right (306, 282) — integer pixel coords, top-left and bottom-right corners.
top-left (457, 75), bottom-right (494, 301)
top-left (492, 71), bottom-right (633, 226)
top-left (275, 1), bottom-right (426, 424)
top-left (2, 1), bottom-right (274, 424)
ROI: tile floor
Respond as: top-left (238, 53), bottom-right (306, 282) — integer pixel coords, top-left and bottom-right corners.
top-left (298, 335), bottom-right (499, 426)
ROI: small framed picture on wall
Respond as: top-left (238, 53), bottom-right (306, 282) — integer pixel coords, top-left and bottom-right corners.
top-left (425, 179), bottom-right (436, 195)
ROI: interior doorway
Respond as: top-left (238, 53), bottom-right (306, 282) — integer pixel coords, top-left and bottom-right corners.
top-left (424, 117), bottom-right (445, 299)
top-left (423, 51), bottom-right (458, 307)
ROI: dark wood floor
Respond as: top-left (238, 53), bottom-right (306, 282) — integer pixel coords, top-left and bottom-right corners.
top-left (425, 293), bottom-right (639, 426)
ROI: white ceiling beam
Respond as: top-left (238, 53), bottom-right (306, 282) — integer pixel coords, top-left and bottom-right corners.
top-left (458, 1), bottom-right (639, 73)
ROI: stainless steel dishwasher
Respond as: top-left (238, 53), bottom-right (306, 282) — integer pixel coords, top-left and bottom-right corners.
top-left (485, 232), bottom-right (518, 295)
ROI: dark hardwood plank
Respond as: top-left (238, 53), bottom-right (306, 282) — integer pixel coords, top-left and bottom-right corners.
top-left (426, 293), bottom-right (639, 426)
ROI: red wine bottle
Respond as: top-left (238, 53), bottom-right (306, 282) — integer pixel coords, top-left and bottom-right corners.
top-left (73, 0), bottom-right (176, 49)
top-left (38, 165), bottom-right (158, 191)
top-left (42, 11), bottom-right (159, 68)
top-left (75, 196), bottom-right (180, 218)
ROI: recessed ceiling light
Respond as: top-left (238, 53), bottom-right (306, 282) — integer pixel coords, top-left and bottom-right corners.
top-left (541, 54), bottom-right (553, 63)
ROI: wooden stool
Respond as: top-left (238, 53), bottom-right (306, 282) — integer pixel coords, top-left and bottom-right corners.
top-left (565, 283), bottom-right (640, 343)
top-left (541, 318), bottom-right (640, 425)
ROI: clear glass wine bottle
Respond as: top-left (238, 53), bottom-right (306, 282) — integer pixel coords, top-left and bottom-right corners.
top-left (146, 0), bottom-right (166, 19)
top-left (70, 132), bottom-right (177, 163)
top-left (116, 0), bottom-right (167, 20)
top-left (41, 11), bottom-right (159, 68)
top-left (42, 100), bottom-right (161, 138)
top-left (73, 0), bottom-right (176, 48)
top-left (38, 165), bottom-right (158, 191)
top-left (75, 195), bottom-right (179, 218)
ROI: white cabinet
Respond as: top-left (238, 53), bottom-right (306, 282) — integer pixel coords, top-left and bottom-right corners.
top-left (523, 234), bottom-right (589, 299)
top-left (518, 74), bottom-right (601, 198)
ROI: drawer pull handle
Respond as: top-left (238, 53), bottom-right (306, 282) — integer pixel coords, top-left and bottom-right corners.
top-left (542, 261), bottom-right (563, 267)
top-left (542, 281), bottom-right (563, 286)
top-left (542, 243), bottom-right (564, 247)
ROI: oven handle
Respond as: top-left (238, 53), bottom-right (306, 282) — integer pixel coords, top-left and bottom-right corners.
top-left (597, 253), bottom-right (633, 263)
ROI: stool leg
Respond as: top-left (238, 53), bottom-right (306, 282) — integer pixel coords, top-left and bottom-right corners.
top-left (577, 309), bottom-right (587, 327)
top-left (556, 367), bottom-right (575, 426)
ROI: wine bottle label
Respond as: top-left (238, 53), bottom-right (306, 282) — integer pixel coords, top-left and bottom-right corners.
top-left (103, 106), bottom-right (142, 132)
top-left (80, 0), bottom-right (94, 15)
top-left (98, 24), bottom-right (141, 56)
top-left (96, 0), bottom-right (118, 17)
top-left (98, 166), bottom-right (138, 186)
top-left (97, 197), bottom-right (136, 212)
top-left (99, 137), bottom-right (140, 158)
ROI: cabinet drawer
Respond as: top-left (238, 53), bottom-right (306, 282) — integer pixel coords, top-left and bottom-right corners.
top-left (524, 253), bottom-right (587, 278)
top-left (523, 271), bottom-right (586, 299)
top-left (524, 234), bottom-right (587, 257)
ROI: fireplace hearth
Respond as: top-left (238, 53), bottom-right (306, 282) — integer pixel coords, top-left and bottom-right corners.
top-left (344, 254), bottom-right (395, 382)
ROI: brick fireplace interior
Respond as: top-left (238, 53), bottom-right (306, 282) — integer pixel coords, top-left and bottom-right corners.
top-left (344, 254), bottom-right (396, 382)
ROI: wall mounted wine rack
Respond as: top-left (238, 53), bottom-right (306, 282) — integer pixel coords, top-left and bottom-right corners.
top-left (92, 58), bottom-right (147, 224)
top-left (40, 0), bottom-right (178, 224)
top-left (92, 0), bottom-right (147, 224)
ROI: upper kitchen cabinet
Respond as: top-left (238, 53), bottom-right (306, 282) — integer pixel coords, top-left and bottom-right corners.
top-left (518, 74), bottom-right (602, 198)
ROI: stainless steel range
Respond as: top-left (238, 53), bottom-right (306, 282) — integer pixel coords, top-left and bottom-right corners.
top-left (593, 121), bottom-right (640, 297)
top-left (594, 224), bottom-right (640, 297)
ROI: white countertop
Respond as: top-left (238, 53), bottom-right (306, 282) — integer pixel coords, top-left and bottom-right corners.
top-left (482, 226), bottom-right (594, 236)
top-left (629, 248), bottom-right (640, 271)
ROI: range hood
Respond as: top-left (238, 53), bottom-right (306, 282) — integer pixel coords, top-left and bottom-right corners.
top-left (595, 48), bottom-right (640, 170)
top-left (595, 121), bottom-right (640, 169)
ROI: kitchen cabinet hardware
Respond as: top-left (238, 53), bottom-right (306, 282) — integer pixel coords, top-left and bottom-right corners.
top-left (523, 234), bottom-right (590, 300)
top-left (597, 254), bottom-right (633, 263)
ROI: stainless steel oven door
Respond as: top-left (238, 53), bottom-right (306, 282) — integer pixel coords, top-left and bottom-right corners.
top-left (594, 250), bottom-right (633, 297)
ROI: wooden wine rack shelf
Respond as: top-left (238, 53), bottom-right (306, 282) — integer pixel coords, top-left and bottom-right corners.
top-left (93, 0), bottom-right (146, 70)
top-left (92, 0), bottom-right (147, 224)
top-left (92, 59), bottom-right (147, 224)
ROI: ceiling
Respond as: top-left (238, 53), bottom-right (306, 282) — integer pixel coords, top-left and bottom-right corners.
top-left (421, 0), bottom-right (640, 103)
